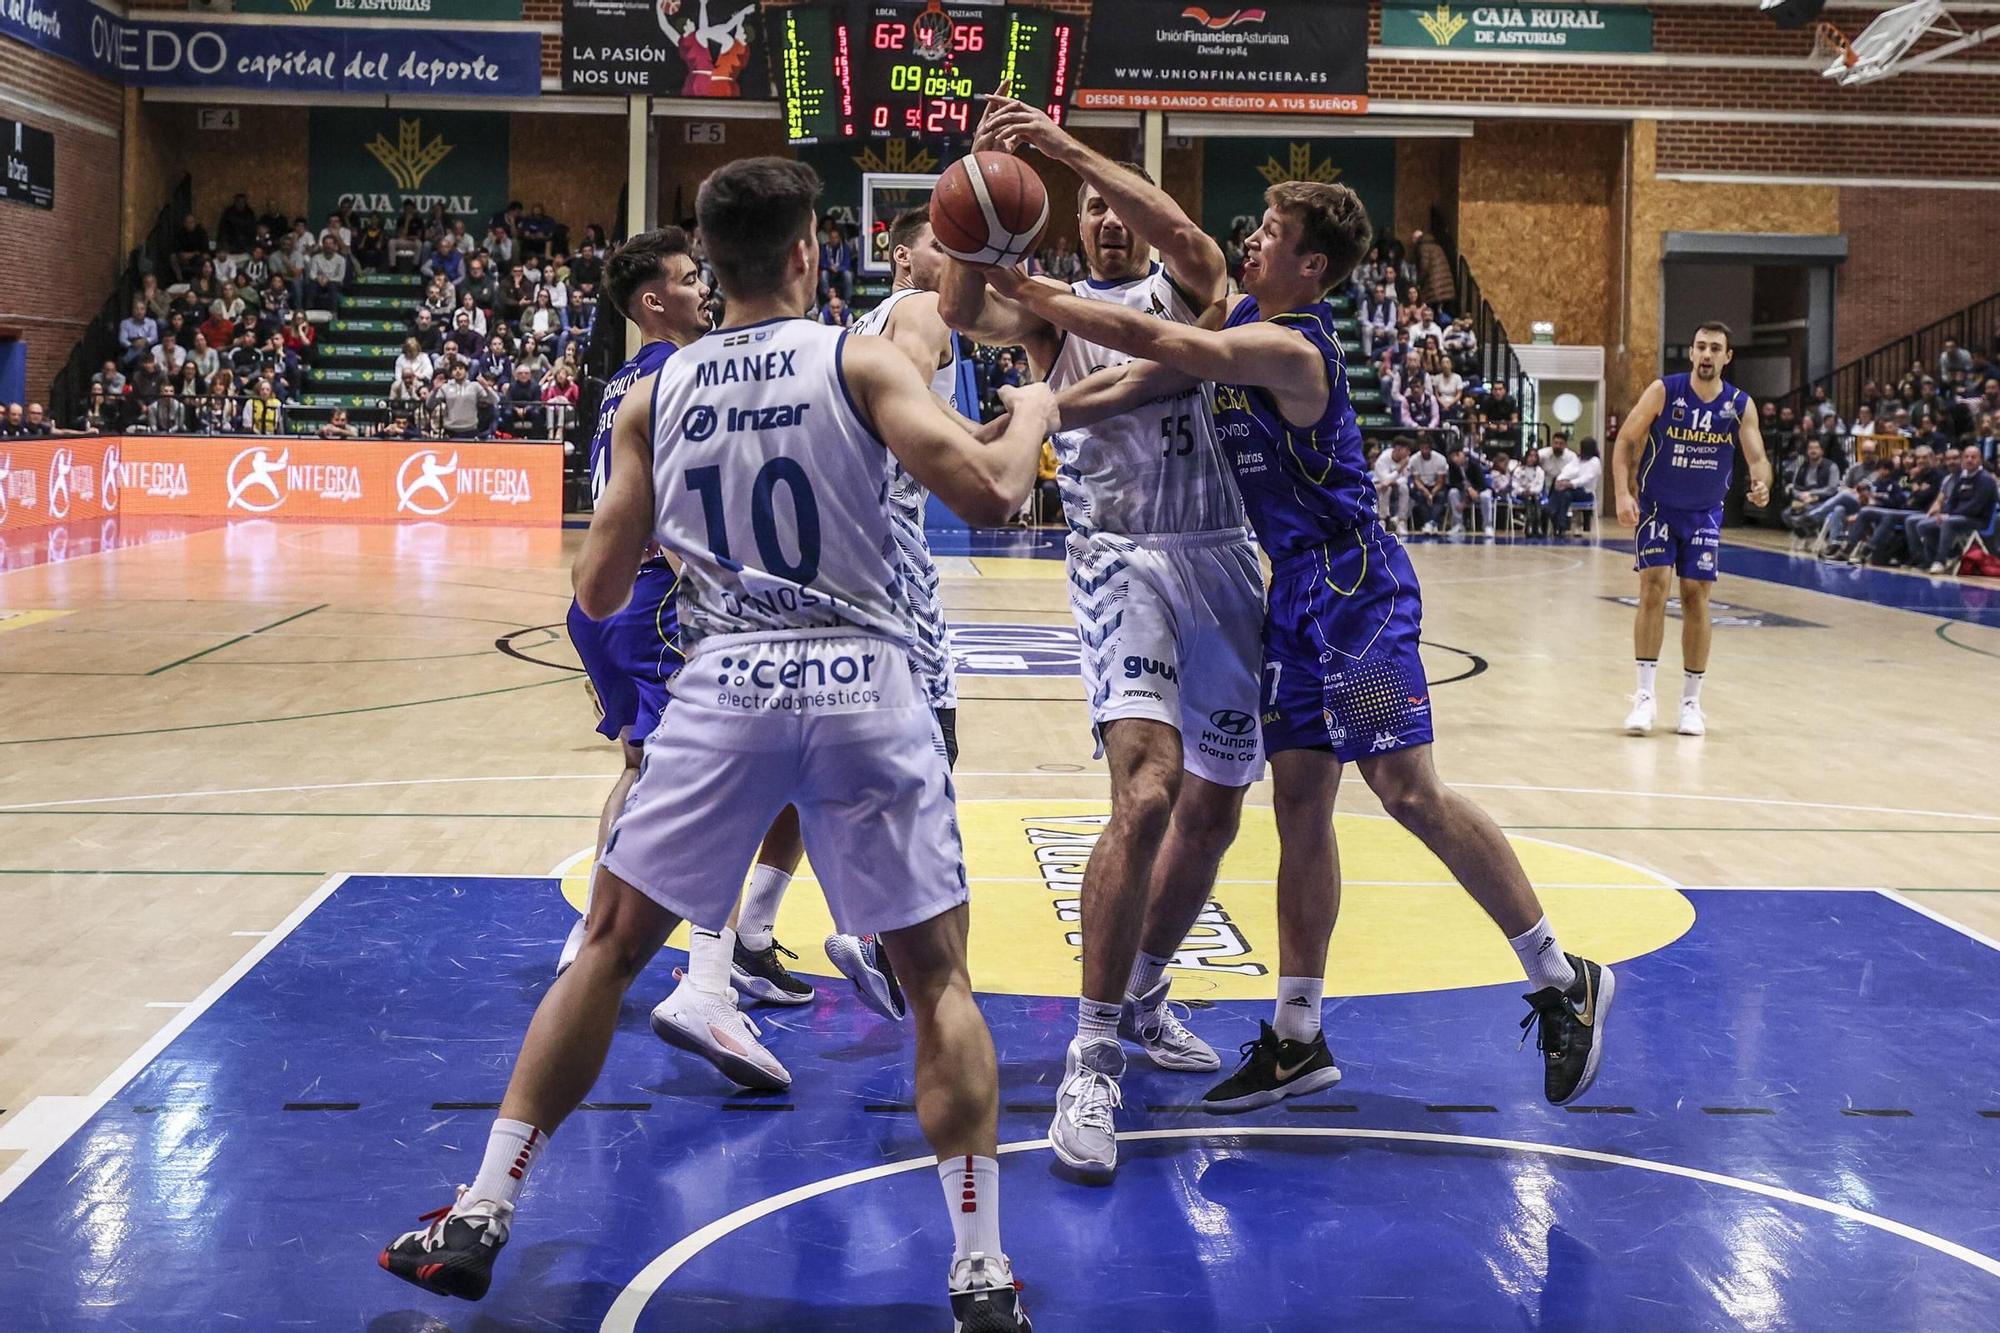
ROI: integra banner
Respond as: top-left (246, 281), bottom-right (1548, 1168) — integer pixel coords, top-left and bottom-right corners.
top-left (0, 1), bottom-right (543, 96)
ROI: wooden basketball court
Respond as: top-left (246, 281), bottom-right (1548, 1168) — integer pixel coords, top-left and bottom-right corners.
top-left (2, 517), bottom-right (1998, 1326)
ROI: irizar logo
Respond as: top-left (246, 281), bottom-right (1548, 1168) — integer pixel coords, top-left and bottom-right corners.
top-left (682, 405), bottom-right (718, 442)
top-left (227, 445), bottom-right (290, 513)
top-left (728, 402), bottom-right (813, 432)
top-left (1418, 3), bottom-right (1470, 45)
top-left (366, 117), bottom-right (452, 192)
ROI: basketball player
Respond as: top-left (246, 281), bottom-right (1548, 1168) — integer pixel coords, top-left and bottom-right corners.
top-left (987, 179), bottom-right (1614, 1113)
top-left (380, 158), bottom-right (1052, 1331)
top-left (939, 96), bottom-right (1266, 1179)
top-left (557, 229), bottom-right (809, 1095)
top-left (1611, 323), bottom-right (1772, 737)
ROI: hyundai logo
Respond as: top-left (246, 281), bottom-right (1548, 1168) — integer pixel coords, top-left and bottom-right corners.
top-left (1209, 709), bottom-right (1256, 737)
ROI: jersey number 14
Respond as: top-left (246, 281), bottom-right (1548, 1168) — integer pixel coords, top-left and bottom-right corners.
top-left (684, 459), bottom-right (822, 584)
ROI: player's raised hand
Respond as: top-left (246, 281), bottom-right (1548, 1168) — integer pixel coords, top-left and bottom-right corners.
top-left (997, 382), bottom-right (1059, 437)
top-left (1616, 492), bottom-right (1640, 527)
top-left (971, 78), bottom-right (1015, 154)
top-left (979, 97), bottom-right (1067, 158)
top-left (985, 263), bottom-right (1035, 296)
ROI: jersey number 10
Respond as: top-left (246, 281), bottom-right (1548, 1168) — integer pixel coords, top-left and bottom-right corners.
top-left (684, 459), bottom-right (823, 585)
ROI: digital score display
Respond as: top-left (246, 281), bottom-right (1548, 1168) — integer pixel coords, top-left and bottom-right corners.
top-left (775, 4), bottom-right (856, 145)
top-left (774, 2), bottom-right (1077, 146)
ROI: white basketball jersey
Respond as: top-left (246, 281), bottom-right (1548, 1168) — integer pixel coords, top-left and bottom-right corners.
top-left (1043, 265), bottom-right (1245, 538)
top-left (853, 287), bottom-right (960, 709)
top-left (650, 319), bottom-right (907, 654)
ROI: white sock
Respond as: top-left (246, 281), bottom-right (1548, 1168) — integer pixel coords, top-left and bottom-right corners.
top-left (736, 864), bottom-right (791, 953)
top-left (1683, 671), bottom-right (1705, 703)
top-left (687, 925), bottom-right (734, 997)
top-left (1076, 996), bottom-right (1120, 1046)
top-left (466, 1118), bottom-right (544, 1211)
top-left (1635, 659), bottom-right (1657, 696)
top-left (1124, 949), bottom-right (1173, 1004)
top-left (1508, 916), bottom-right (1579, 992)
top-left (937, 1154), bottom-right (1003, 1263)
top-left (1273, 976), bottom-right (1323, 1042)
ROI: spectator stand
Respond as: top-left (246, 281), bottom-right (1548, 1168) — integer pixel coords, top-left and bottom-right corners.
top-left (48, 177), bottom-right (193, 429)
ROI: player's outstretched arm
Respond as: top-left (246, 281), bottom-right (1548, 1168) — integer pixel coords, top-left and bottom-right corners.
top-left (1055, 358), bottom-right (1200, 432)
top-left (936, 257), bottom-right (1064, 370)
top-left (1738, 398), bottom-right (1773, 509)
top-left (979, 96), bottom-right (1225, 307)
top-left (573, 375), bottom-right (657, 619)
top-left (992, 271), bottom-right (1316, 403)
top-left (1611, 379), bottom-right (1665, 527)
top-left (844, 334), bottom-right (1057, 526)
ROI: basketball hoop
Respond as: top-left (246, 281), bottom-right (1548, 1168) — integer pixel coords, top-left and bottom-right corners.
top-left (912, 0), bottom-right (954, 62)
top-left (1810, 20), bottom-right (1856, 70)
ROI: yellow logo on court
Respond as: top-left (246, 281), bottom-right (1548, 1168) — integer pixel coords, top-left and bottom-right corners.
top-left (560, 801), bottom-right (1694, 999)
top-left (1256, 143), bottom-right (1341, 189)
top-left (1418, 3), bottom-right (1470, 45)
top-left (366, 118), bottom-right (453, 192)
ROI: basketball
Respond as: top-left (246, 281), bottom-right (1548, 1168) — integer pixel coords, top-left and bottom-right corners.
top-left (929, 151), bottom-right (1049, 268)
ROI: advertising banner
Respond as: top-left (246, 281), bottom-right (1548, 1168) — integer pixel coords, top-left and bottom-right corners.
top-left (1380, 1), bottom-right (1653, 53)
top-left (562, 0), bottom-right (772, 97)
top-left (2, 437), bottom-right (564, 527)
top-left (1201, 138), bottom-right (1395, 259)
top-left (0, 3), bottom-right (541, 96)
top-left (1074, 0), bottom-right (1368, 115)
top-left (0, 438), bottom-right (121, 533)
top-left (2, 118), bottom-right (55, 210)
top-left (308, 109), bottom-right (511, 223)
top-left (230, 0), bottom-right (524, 19)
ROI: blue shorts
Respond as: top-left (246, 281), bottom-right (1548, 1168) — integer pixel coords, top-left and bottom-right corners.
top-left (1261, 525), bottom-right (1434, 762)
top-left (1634, 500), bottom-right (1722, 581)
top-left (567, 560), bottom-right (682, 744)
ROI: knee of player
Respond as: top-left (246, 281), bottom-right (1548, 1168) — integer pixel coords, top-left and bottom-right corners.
top-left (1371, 771), bottom-right (1446, 832)
top-left (1678, 579), bottom-right (1711, 605)
top-left (1110, 771), bottom-right (1179, 835)
top-left (1175, 795), bottom-right (1244, 856)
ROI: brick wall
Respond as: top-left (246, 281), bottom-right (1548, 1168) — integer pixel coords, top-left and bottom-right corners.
top-left (511, 111), bottom-right (626, 235)
top-left (1837, 187), bottom-right (2000, 364)
top-left (0, 41), bottom-right (123, 411)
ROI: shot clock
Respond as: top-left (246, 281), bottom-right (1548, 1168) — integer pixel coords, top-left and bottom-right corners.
top-left (772, 1), bottom-right (1077, 146)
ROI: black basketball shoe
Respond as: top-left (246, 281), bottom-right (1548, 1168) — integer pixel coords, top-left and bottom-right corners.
top-left (1201, 1021), bottom-right (1343, 1114)
top-left (1521, 954), bottom-right (1616, 1105)
top-left (731, 936), bottom-right (816, 1006)
top-left (378, 1191), bottom-right (511, 1301)
top-left (950, 1254), bottom-right (1033, 1332)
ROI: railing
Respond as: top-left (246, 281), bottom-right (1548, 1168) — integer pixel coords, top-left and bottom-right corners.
top-left (1424, 204), bottom-right (1539, 450)
top-left (1787, 287), bottom-right (2000, 421)
top-left (74, 392), bottom-right (569, 442)
top-left (49, 177), bottom-right (193, 427)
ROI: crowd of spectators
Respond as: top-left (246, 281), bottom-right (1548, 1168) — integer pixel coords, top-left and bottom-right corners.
top-left (1777, 334), bottom-right (2000, 569)
top-left (1367, 431), bottom-right (1602, 539)
top-left (45, 191), bottom-right (600, 440)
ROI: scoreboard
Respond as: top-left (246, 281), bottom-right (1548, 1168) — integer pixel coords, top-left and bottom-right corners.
top-left (773, 1), bottom-right (1077, 146)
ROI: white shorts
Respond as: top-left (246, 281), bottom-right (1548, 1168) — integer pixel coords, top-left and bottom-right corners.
top-left (600, 631), bottom-right (968, 937)
top-left (1067, 527), bottom-right (1267, 788)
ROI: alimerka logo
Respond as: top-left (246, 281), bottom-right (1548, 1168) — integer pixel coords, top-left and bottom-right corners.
top-left (366, 117), bottom-right (453, 191)
top-left (1181, 7), bottom-right (1267, 30)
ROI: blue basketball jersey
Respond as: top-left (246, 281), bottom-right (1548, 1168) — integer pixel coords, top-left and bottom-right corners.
top-left (1212, 297), bottom-right (1375, 565)
top-left (1639, 372), bottom-right (1750, 510)
top-left (590, 339), bottom-right (678, 503)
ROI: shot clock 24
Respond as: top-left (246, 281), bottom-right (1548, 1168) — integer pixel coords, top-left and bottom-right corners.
top-left (773, 1), bottom-right (1077, 145)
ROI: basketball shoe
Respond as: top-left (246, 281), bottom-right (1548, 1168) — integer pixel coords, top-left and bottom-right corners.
top-left (950, 1253), bottom-right (1033, 1332)
top-left (378, 1188), bottom-right (510, 1301)
top-left (824, 932), bottom-right (907, 1021)
top-left (1201, 1022), bottom-right (1342, 1113)
top-left (730, 936), bottom-right (815, 1006)
top-left (1676, 698), bottom-right (1706, 736)
top-left (650, 973), bottom-right (790, 1091)
top-left (1520, 954), bottom-right (1615, 1105)
top-left (1623, 691), bottom-right (1655, 735)
top-left (1118, 977), bottom-right (1218, 1072)
top-left (1049, 1037), bottom-right (1123, 1178)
